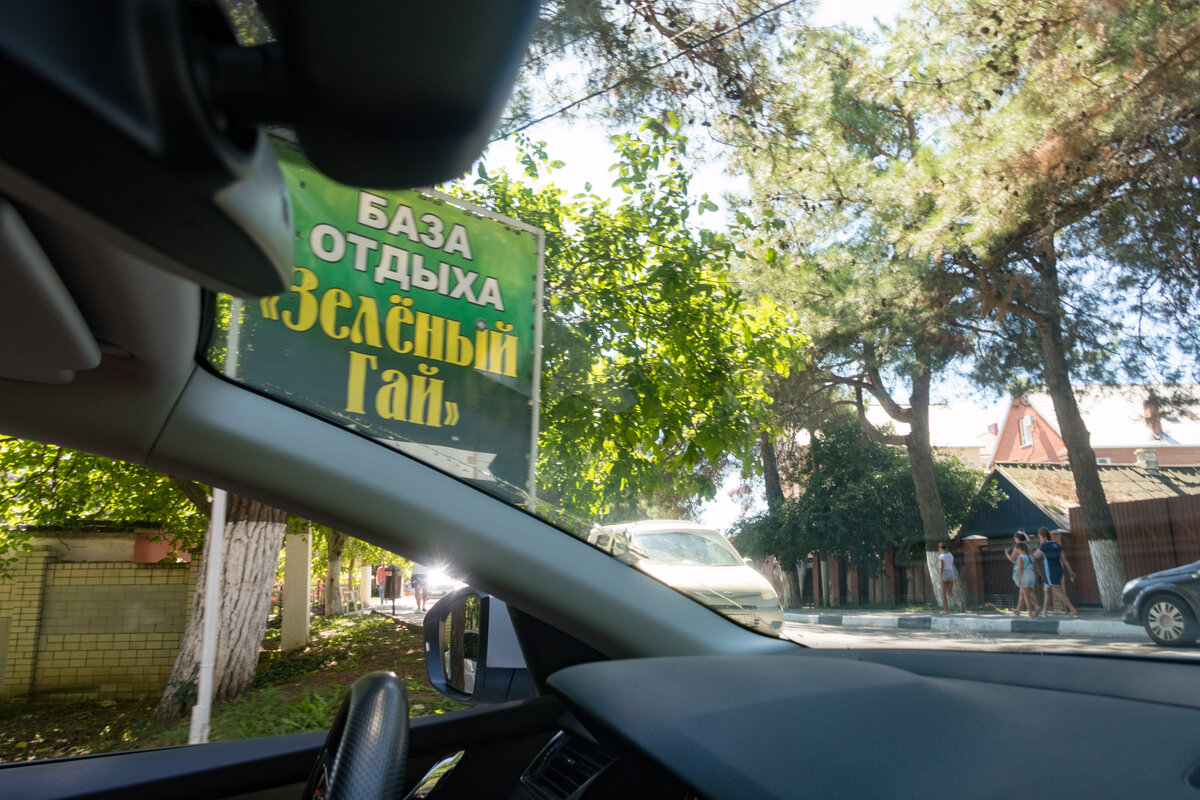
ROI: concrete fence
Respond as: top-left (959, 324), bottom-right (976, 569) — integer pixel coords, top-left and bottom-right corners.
top-left (0, 534), bottom-right (196, 701)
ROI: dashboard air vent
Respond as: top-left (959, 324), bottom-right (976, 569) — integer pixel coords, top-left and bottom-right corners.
top-left (522, 732), bottom-right (614, 800)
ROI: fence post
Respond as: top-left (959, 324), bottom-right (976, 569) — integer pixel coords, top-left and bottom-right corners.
top-left (962, 536), bottom-right (986, 606)
top-left (828, 558), bottom-right (842, 607)
top-left (883, 551), bottom-right (896, 605)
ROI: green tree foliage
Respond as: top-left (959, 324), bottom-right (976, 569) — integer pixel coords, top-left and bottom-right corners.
top-left (733, 412), bottom-right (998, 578)
top-left (887, 0), bottom-right (1200, 384)
top-left (718, 0), bottom-right (1197, 608)
top-left (721, 24), bottom-right (978, 604)
top-left (461, 119), bottom-right (804, 523)
top-left (885, 0), bottom-right (1200, 607)
top-left (0, 437), bottom-right (209, 575)
top-left (306, 523), bottom-right (409, 615)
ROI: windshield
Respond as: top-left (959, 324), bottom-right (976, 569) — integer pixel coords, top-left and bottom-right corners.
top-left (632, 531), bottom-right (744, 567)
top-left (200, 0), bottom-right (1200, 650)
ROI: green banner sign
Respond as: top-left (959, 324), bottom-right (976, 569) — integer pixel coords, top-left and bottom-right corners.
top-left (233, 158), bottom-right (544, 502)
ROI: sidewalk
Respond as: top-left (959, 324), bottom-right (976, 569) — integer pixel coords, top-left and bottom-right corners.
top-left (365, 595), bottom-right (1147, 641)
top-left (366, 595), bottom-right (429, 632)
top-left (784, 608), bottom-right (1148, 640)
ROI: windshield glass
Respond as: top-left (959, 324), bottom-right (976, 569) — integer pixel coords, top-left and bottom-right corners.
top-left (202, 0), bottom-right (1200, 649)
top-left (632, 531), bottom-right (744, 567)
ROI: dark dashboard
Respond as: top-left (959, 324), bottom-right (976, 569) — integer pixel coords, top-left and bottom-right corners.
top-left (539, 649), bottom-right (1200, 799)
top-left (405, 645), bottom-right (1200, 800)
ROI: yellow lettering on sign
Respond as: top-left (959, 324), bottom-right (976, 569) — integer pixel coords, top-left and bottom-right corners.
top-left (345, 350), bottom-right (378, 414)
top-left (376, 369), bottom-right (409, 420)
top-left (319, 287), bottom-right (352, 340)
top-left (282, 267), bottom-right (320, 332)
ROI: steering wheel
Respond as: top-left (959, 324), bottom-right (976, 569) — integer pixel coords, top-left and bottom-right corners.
top-left (303, 672), bottom-right (409, 800)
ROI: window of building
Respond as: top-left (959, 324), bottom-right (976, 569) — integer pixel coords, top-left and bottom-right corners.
top-left (1019, 415), bottom-right (1035, 447)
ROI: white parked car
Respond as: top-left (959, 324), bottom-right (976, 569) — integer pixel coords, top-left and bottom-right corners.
top-left (589, 520), bottom-right (784, 636)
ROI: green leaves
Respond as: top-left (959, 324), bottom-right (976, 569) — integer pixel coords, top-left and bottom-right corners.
top-left (0, 437), bottom-right (210, 577)
top-left (0, 438), bottom-right (208, 537)
top-left (461, 125), bottom-right (806, 522)
top-left (733, 412), bottom-right (995, 567)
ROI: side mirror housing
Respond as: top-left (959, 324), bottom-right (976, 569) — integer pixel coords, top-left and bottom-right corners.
top-left (425, 587), bottom-right (532, 706)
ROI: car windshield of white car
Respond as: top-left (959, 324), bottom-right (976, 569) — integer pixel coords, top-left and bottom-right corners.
top-left (633, 532), bottom-right (744, 567)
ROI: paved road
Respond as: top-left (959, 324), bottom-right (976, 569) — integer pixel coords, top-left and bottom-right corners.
top-left (783, 621), bottom-right (1200, 658)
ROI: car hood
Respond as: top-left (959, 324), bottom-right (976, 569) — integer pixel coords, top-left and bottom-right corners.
top-left (636, 563), bottom-right (778, 606)
top-left (1136, 562), bottom-right (1200, 583)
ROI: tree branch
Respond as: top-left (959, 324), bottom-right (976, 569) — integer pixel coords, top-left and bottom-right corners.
top-left (855, 387), bottom-right (907, 446)
top-left (169, 476), bottom-right (212, 517)
top-left (862, 342), bottom-right (912, 424)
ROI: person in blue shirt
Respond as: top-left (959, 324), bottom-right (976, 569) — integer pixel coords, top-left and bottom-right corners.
top-left (1034, 527), bottom-right (1078, 617)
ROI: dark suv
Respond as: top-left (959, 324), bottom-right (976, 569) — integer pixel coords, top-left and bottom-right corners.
top-left (1122, 561), bottom-right (1200, 646)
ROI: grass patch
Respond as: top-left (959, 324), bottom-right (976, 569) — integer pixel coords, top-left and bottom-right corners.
top-left (0, 613), bottom-right (464, 763)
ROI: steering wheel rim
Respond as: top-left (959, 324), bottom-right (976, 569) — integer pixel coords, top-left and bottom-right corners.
top-left (304, 671), bottom-right (409, 800)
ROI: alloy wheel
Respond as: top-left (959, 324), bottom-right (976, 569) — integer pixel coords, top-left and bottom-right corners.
top-left (1147, 600), bottom-right (1187, 642)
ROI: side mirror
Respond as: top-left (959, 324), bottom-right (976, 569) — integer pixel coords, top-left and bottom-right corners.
top-left (425, 587), bottom-right (532, 706)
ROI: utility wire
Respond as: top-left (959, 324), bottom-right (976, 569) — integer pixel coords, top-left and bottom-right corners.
top-left (521, 3), bottom-right (644, 72)
top-left (493, 0), bottom-right (806, 142)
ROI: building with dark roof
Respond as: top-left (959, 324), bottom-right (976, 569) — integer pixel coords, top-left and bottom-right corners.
top-left (960, 462), bottom-right (1200, 540)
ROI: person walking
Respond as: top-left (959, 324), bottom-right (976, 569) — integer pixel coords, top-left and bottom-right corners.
top-left (1034, 528), bottom-right (1078, 617)
top-left (410, 561), bottom-right (430, 612)
top-left (374, 563), bottom-right (387, 602)
top-left (937, 542), bottom-right (963, 614)
top-left (1005, 530), bottom-right (1033, 614)
top-left (1014, 542), bottom-right (1038, 619)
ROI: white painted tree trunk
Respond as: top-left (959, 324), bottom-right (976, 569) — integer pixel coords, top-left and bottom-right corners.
top-left (1089, 538), bottom-right (1125, 613)
top-left (157, 496), bottom-right (285, 722)
top-left (323, 530), bottom-right (349, 617)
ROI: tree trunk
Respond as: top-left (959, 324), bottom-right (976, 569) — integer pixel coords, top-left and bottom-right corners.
top-left (781, 556), bottom-right (802, 609)
top-left (323, 530), bottom-right (349, 617)
top-left (760, 432), bottom-right (802, 607)
top-left (760, 431), bottom-right (785, 505)
top-left (156, 495), bottom-right (286, 722)
top-left (1031, 237), bottom-right (1125, 610)
top-left (903, 363), bottom-right (967, 607)
top-left (449, 602), bottom-right (466, 689)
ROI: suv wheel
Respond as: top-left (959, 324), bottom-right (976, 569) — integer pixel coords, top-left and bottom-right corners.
top-left (1143, 595), bottom-right (1198, 646)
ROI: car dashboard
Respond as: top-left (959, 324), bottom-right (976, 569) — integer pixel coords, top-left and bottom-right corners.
top-left (399, 638), bottom-right (1200, 800)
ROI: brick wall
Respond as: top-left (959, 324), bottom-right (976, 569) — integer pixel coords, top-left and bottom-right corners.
top-left (31, 562), bottom-right (195, 700)
top-left (1, 548), bottom-right (197, 701)
top-left (0, 549), bottom-right (52, 698)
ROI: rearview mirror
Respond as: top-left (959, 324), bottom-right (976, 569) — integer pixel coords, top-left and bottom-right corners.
top-left (266, 0), bottom-right (541, 187)
top-left (425, 588), bottom-right (532, 705)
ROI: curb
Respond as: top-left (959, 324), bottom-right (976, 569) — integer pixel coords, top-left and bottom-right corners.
top-left (784, 611), bottom-right (1148, 640)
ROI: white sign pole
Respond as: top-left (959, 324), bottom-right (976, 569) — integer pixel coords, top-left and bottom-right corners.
top-left (188, 298), bottom-right (242, 744)
top-left (188, 487), bottom-right (227, 744)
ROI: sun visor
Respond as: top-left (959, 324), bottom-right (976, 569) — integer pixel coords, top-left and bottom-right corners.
top-left (0, 200), bottom-right (101, 384)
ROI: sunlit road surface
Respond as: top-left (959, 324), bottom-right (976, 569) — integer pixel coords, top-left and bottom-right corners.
top-left (782, 621), bottom-right (1200, 659)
